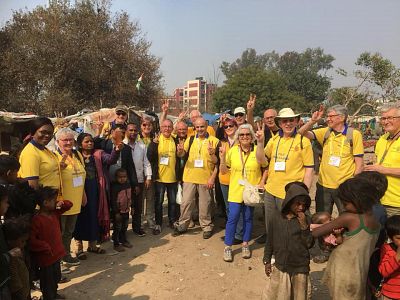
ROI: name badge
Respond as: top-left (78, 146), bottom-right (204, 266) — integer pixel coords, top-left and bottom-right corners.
top-left (274, 161), bottom-right (286, 171)
top-left (328, 156), bottom-right (341, 167)
top-left (194, 159), bottom-right (204, 168)
top-left (73, 176), bottom-right (83, 187)
top-left (160, 156), bottom-right (169, 165)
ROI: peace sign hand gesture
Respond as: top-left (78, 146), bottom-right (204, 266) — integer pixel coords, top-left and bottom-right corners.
top-left (247, 93), bottom-right (256, 110)
top-left (177, 138), bottom-right (185, 154)
top-left (255, 122), bottom-right (265, 144)
top-left (219, 143), bottom-right (227, 160)
top-left (311, 105), bottom-right (324, 122)
top-left (161, 100), bottom-right (169, 113)
top-left (207, 141), bottom-right (215, 156)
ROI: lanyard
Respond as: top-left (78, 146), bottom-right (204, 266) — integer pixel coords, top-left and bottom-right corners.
top-left (239, 146), bottom-right (251, 178)
top-left (196, 137), bottom-right (207, 158)
top-left (227, 137), bottom-right (235, 148)
top-left (274, 136), bottom-right (295, 163)
top-left (329, 133), bottom-right (346, 157)
top-left (379, 131), bottom-right (400, 164)
top-left (160, 135), bottom-right (174, 156)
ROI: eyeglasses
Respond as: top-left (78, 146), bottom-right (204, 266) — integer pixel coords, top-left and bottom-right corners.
top-left (223, 124), bottom-right (235, 129)
top-left (59, 138), bottom-right (74, 142)
top-left (239, 133), bottom-right (251, 137)
top-left (195, 125), bottom-right (205, 129)
top-left (116, 111), bottom-right (127, 116)
top-left (141, 123), bottom-right (151, 127)
top-left (280, 118), bottom-right (295, 123)
top-left (326, 114), bottom-right (340, 119)
top-left (380, 116), bottom-right (400, 122)
top-left (234, 113), bottom-right (245, 117)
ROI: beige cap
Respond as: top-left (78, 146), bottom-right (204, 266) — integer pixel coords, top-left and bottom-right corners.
top-left (275, 108), bottom-right (300, 119)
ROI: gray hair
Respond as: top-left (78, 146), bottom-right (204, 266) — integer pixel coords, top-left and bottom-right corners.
top-left (55, 128), bottom-right (76, 141)
top-left (327, 105), bottom-right (348, 121)
top-left (234, 124), bottom-right (256, 143)
top-left (380, 102), bottom-right (400, 114)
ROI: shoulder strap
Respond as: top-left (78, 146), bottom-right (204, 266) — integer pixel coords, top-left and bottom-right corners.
top-left (300, 135), bottom-right (304, 150)
top-left (322, 128), bottom-right (331, 146)
top-left (322, 127), bottom-right (354, 151)
top-left (188, 136), bottom-right (195, 153)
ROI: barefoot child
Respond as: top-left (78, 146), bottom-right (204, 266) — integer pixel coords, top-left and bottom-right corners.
top-left (30, 187), bottom-right (72, 300)
top-left (263, 183), bottom-right (314, 300)
top-left (312, 177), bottom-right (380, 300)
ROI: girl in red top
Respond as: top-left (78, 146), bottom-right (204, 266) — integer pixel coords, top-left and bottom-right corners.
top-left (379, 215), bottom-right (400, 299)
top-left (30, 187), bottom-right (72, 300)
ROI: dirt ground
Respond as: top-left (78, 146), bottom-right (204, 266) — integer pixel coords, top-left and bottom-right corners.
top-left (32, 150), bottom-right (375, 300)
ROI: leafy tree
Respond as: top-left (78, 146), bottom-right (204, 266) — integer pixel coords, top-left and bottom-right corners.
top-left (0, 0), bottom-right (162, 115)
top-left (213, 66), bottom-right (307, 114)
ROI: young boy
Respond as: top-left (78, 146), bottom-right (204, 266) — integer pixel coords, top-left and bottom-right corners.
top-left (3, 216), bottom-right (30, 300)
top-left (111, 168), bottom-right (133, 252)
top-left (263, 182), bottom-right (314, 300)
top-left (378, 215), bottom-right (400, 299)
top-left (30, 186), bottom-right (72, 300)
top-left (0, 185), bottom-right (22, 300)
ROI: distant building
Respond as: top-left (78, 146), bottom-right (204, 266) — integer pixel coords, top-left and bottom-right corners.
top-left (160, 77), bottom-right (216, 116)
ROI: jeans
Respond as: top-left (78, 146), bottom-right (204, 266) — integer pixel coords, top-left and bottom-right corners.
top-left (112, 213), bottom-right (129, 246)
top-left (155, 182), bottom-right (178, 227)
top-left (132, 183), bottom-right (144, 232)
top-left (220, 183), bottom-right (243, 240)
top-left (315, 182), bottom-right (343, 214)
top-left (264, 192), bottom-right (283, 236)
top-left (60, 214), bottom-right (78, 255)
top-left (224, 202), bottom-right (254, 246)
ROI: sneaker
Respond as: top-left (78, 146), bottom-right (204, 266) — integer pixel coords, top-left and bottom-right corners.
top-left (122, 241), bottom-right (133, 248)
top-left (152, 225), bottom-right (161, 235)
top-left (114, 245), bottom-right (125, 252)
top-left (59, 275), bottom-right (70, 283)
top-left (134, 229), bottom-right (146, 237)
top-left (313, 255), bottom-right (329, 264)
top-left (223, 247), bottom-right (233, 262)
top-left (242, 245), bottom-right (251, 259)
top-left (172, 228), bottom-right (184, 237)
top-left (203, 231), bottom-right (212, 239)
top-left (62, 255), bottom-right (80, 266)
top-left (60, 265), bottom-right (71, 275)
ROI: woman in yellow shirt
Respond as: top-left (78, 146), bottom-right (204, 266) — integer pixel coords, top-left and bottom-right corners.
top-left (220, 124), bottom-right (267, 262)
top-left (55, 128), bottom-right (86, 267)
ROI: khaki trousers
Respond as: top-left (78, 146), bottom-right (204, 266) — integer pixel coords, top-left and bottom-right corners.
top-left (177, 182), bottom-right (214, 232)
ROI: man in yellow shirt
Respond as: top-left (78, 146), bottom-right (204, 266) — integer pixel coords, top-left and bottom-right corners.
top-left (147, 119), bottom-right (179, 235)
top-left (299, 105), bottom-right (364, 215)
top-left (365, 103), bottom-right (400, 216)
top-left (173, 117), bottom-right (220, 239)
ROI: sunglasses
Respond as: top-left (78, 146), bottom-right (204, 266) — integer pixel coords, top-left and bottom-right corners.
top-left (223, 124), bottom-right (235, 129)
top-left (234, 113), bottom-right (245, 117)
top-left (116, 111), bottom-right (127, 116)
top-left (239, 133), bottom-right (251, 137)
top-left (141, 123), bottom-right (151, 127)
top-left (280, 118), bottom-right (295, 123)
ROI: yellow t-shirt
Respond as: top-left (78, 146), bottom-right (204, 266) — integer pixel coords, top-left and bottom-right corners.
top-left (187, 126), bottom-right (215, 137)
top-left (157, 135), bottom-right (177, 183)
top-left (18, 142), bottom-right (60, 189)
top-left (265, 133), bottom-right (314, 199)
top-left (313, 126), bottom-right (364, 189)
top-left (218, 140), bottom-right (237, 185)
top-left (182, 135), bottom-right (220, 185)
top-left (56, 151), bottom-right (87, 215)
top-left (138, 136), bottom-right (152, 147)
top-left (226, 145), bottom-right (267, 203)
top-left (375, 133), bottom-right (400, 207)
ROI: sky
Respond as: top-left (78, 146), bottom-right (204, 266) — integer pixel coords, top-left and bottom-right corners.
top-left (1, 0), bottom-right (399, 94)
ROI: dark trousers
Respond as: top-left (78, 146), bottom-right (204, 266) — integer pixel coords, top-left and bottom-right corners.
top-left (132, 183), bottom-right (144, 232)
top-left (112, 213), bottom-right (129, 246)
top-left (39, 261), bottom-right (61, 300)
top-left (315, 182), bottom-right (343, 214)
top-left (155, 182), bottom-right (178, 226)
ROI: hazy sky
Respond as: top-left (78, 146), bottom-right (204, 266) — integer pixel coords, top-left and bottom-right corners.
top-left (1, 0), bottom-right (399, 94)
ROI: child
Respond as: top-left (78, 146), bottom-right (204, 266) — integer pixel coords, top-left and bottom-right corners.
top-left (3, 216), bottom-right (30, 300)
top-left (312, 177), bottom-right (380, 300)
top-left (378, 215), bottom-right (400, 299)
top-left (311, 212), bottom-right (343, 249)
top-left (111, 168), bottom-right (132, 252)
top-left (263, 183), bottom-right (314, 300)
top-left (0, 185), bottom-right (22, 300)
top-left (30, 186), bottom-right (72, 300)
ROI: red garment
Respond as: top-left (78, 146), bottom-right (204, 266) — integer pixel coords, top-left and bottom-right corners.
top-left (379, 243), bottom-right (400, 299)
top-left (30, 201), bottom-right (73, 267)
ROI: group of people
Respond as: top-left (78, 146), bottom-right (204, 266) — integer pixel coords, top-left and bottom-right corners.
top-left (1, 97), bottom-right (400, 300)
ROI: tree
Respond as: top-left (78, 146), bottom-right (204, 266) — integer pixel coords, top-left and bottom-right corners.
top-left (327, 52), bottom-right (400, 121)
top-left (0, 0), bottom-right (162, 115)
top-left (213, 66), bottom-right (307, 114)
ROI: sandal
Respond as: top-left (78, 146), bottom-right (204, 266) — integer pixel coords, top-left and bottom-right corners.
top-left (76, 250), bottom-right (87, 260)
top-left (87, 246), bottom-right (106, 254)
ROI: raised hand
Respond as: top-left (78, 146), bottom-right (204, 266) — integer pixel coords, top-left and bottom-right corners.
top-left (177, 138), bottom-right (184, 154)
top-left (247, 93), bottom-right (256, 110)
top-left (153, 133), bottom-right (160, 144)
top-left (219, 143), bottom-right (227, 160)
top-left (114, 142), bottom-right (124, 151)
top-left (255, 123), bottom-right (265, 144)
top-left (162, 100), bottom-right (169, 113)
top-left (178, 111), bottom-right (186, 121)
top-left (311, 105), bottom-right (324, 122)
top-left (207, 141), bottom-right (215, 156)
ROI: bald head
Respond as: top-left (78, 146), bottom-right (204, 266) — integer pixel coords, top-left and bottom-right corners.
top-left (190, 110), bottom-right (201, 123)
top-left (194, 117), bottom-right (207, 138)
top-left (263, 109), bottom-right (278, 130)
